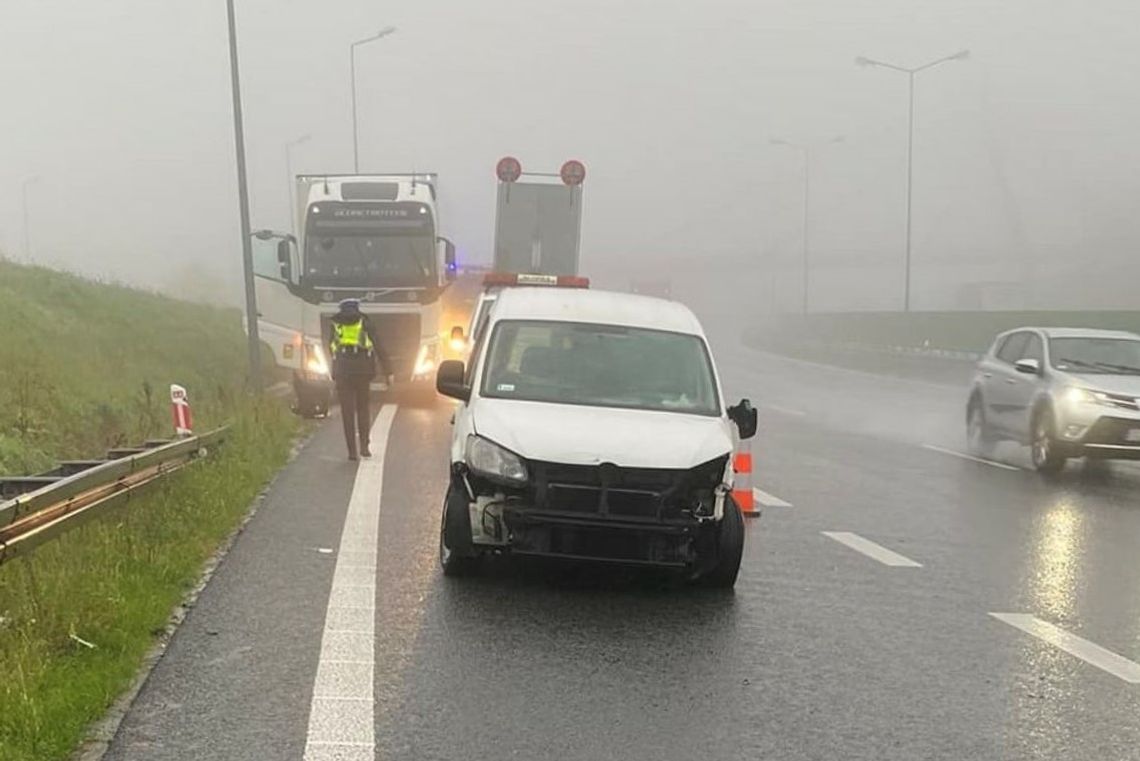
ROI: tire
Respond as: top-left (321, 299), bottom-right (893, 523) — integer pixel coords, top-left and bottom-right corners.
top-left (1031, 407), bottom-right (1067, 474)
top-left (699, 495), bottom-right (745, 589)
top-left (440, 483), bottom-right (478, 577)
top-left (966, 397), bottom-right (995, 458)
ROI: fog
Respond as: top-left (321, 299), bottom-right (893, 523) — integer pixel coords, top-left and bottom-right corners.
top-left (3, 0), bottom-right (1139, 312)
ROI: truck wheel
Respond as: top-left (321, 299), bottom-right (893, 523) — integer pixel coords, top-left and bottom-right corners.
top-left (440, 484), bottom-right (477, 577)
top-left (699, 495), bottom-right (745, 589)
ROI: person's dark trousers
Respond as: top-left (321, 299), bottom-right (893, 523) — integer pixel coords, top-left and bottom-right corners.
top-left (336, 375), bottom-right (372, 458)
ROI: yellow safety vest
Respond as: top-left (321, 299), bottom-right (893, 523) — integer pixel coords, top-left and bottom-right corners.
top-left (331, 320), bottom-right (373, 354)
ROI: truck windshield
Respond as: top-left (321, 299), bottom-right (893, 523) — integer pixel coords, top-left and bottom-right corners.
top-left (481, 320), bottom-right (720, 416)
top-left (303, 202), bottom-right (436, 288)
top-left (304, 233), bottom-right (434, 288)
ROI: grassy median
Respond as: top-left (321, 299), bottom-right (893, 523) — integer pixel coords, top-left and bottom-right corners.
top-left (0, 260), bottom-right (300, 760)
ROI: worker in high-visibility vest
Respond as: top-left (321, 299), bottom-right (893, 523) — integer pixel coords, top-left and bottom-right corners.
top-left (327, 299), bottom-right (391, 460)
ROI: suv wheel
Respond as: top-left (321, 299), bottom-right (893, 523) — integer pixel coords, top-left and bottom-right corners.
top-left (698, 494), bottom-right (745, 589)
top-left (966, 398), bottom-right (995, 457)
top-left (1031, 408), bottom-right (1067, 474)
top-left (440, 484), bottom-right (477, 577)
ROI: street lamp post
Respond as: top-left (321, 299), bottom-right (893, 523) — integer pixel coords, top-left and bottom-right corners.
top-left (771, 137), bottom-right (844, 314)
top-left (225, 0), bottom-right (261, 391)
top-left (856, 50), bottom-right (970, 311)
top-left (285, 133), bottom-right (312, 238)
top-left (350, 27), bottom-right (396, 173)
top-left (21, 176), bottom-right (40, 262)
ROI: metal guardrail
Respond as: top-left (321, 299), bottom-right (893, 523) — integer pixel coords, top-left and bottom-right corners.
top-left (0, 427), bottom-right (228, 565)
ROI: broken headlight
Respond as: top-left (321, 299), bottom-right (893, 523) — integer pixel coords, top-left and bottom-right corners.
top-left (466, 435), bottom-right (528, 484)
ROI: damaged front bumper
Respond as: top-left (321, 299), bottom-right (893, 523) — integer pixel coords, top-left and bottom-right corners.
top-left (460, 455), bottom-right (731, 568)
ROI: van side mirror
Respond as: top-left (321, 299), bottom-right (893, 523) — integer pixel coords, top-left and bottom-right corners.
top-left (727, 398), bottom-right (758, 440)
top-left (276, 239), bottom-right (292, 280)
top-left (436, 359), bottom-right (469, 401)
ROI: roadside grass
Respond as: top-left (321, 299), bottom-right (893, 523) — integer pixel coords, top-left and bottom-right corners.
top-left (0, 259), bottom-right (280, 476)
top-left (0, 399), bottom-right (297, 761)
top-left (0, 258), bottom-right (300, 759)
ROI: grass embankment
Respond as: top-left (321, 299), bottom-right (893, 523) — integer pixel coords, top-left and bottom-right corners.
top-left (0, 260), bottom-right (299, 760)
top-left (745, 310), bottom-right (1140, 355)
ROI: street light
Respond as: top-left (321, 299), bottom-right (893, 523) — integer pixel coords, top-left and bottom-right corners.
top-left (285, 133), bottom-right (311, 237)
top-left (856, 49), bottom-right (970, 311)
top-left (21, 175), bottom-right (40, 262)
top-left (770, 136), bottom-right (844, 314)
top-left (225, 0), bottom-right (261, 391)
top-left (350, 26), bottom-right (397, 173)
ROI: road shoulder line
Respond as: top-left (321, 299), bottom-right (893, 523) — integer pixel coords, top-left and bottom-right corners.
top-left (922, 443), bottom-right (1022, 471)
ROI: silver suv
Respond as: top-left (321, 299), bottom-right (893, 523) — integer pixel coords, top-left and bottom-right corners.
top-left (967, 328), bottom-right (1140, 472)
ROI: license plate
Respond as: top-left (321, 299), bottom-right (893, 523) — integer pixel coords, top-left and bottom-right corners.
top-left (1126, 429), bottom-right (1140, 443)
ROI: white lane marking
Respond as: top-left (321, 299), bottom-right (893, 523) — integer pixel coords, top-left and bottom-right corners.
top-left (753, 487), bottom-right (792, 508)
top-left (303, 404), bottom-right (397, 759)
top-left (761, 403), bottom-right (807, 418)
top-left (921, 444), bottom-right (1021, 471)
top-left (821, 531), bottom-right (923, 567)
top-left (989, 613), bottom-right (1140, 684)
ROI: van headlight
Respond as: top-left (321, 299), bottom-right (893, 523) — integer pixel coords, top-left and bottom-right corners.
top-left (465, 435), bottom-right (528, 484)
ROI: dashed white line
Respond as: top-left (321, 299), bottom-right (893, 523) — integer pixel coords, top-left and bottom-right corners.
top-left (989, 613), bottom-right (1140, 684)
top-left (753, 487), bottom-right (792, 508)
top-left (302, 404), bottom-right (397, 760)
top-left (821, 531), bottom-right (923, 567)
top-left (921, 444), bottom-right (1021, 471)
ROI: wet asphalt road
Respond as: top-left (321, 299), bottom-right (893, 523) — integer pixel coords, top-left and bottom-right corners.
top-left (105, 335), bottom-right (1140, 761)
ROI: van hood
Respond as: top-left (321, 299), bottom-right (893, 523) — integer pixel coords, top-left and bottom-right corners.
top-left (472, 398), bottom-right (734, 469)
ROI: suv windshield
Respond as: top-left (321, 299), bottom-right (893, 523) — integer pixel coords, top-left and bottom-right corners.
top-left (480, 320), bottom-right (720, 416)
top-left (1050, 337), bottom-right (1140, 374)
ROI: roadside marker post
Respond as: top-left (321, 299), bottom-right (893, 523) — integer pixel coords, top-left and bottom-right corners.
top-left (171, 384), bottom-right (193, 437)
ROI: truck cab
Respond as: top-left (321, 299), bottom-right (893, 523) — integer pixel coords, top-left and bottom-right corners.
top-left (251, 174), bottom-right (455, 414)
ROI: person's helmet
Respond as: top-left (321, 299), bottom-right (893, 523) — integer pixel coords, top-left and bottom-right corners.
top-left (338, 298), bottom-right (361, 313)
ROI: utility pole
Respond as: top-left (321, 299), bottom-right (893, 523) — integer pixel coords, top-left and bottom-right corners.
top-left (350, 27), bottom-right (396, 173)
top-left (225, 0), bottom-right (261, 391)
top-left (856, 50), bottom-right (970, 311)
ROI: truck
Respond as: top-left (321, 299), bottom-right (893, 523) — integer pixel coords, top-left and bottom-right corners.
top-left (250, 173), bottom-right (455, 416)
top-left (446, 159), bottom-right (587, 354)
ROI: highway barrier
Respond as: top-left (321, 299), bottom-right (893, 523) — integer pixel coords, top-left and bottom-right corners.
top-left (0, 427), bottom-right (227, 566)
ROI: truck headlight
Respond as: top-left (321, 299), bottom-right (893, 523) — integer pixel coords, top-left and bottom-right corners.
top-left (305, 343), bottom-right (330, 377)
top-left (465, 435), bottom-right (528, 484)
top-left (414, 343), bottom-right (438, 377)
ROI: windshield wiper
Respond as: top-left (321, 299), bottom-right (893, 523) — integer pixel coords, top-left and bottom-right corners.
top-left (1057, 357), bottom-right (1104, 371)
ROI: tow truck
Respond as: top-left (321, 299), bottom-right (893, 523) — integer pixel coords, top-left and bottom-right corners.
top-left (249, 173), bottom-right (456, 415)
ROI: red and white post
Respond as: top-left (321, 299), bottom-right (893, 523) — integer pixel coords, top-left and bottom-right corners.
top-left (171, 384), bottom-right (193, 437)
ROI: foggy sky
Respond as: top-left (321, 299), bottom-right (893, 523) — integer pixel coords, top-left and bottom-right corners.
top-left (3, 0), bottom-right (1139, 311)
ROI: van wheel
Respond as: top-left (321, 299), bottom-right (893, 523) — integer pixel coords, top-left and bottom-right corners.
top-left (440, 484), bottom-right (477, 577)
top-left (699, 495), bottom-right (745, 588)
top-left (1031, 408), bottom-right (1067, 474)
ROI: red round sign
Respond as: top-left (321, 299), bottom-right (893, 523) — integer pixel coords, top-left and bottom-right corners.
top-left (496, 156), bottom-right (522, 183)
top-left (560, 159), bottom-right (586, 186)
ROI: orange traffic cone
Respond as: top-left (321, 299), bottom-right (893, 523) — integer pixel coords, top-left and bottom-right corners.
top-left (733, 445), bottom-right (760, 517)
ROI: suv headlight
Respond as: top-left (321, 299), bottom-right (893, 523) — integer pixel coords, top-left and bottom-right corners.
top-left (466, 435), bottom-right (528, 484)
top-left (1064, 387), bottom-right (1110, 407)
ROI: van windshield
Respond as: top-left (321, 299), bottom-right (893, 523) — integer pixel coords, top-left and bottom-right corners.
top-left (480, 320), bottom-right (720, 416)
